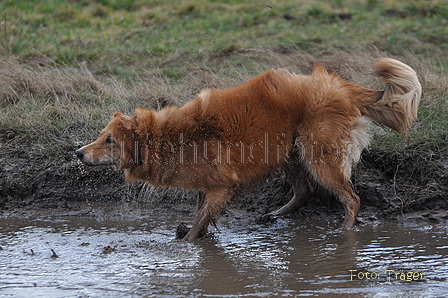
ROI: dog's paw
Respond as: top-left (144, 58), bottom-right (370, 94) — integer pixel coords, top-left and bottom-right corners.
top-left (255, 213), bottom-right (277, 224)
top-left (175, 222), bottom-right (191, 239)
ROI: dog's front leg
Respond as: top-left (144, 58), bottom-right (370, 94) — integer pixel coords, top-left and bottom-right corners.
top-left (196, 191), bottom-right (206, 213)
top-left (184, 188), bottom-right (232, 241)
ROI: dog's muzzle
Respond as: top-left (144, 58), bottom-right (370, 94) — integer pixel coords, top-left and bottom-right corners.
top-left (75, 149), bottom-right (84, 161)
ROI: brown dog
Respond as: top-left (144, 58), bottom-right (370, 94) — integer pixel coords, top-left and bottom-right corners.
top-left (76, 58), bottom-right (421, 240)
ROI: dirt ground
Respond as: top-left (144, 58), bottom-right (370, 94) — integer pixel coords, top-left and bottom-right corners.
top-left (1, 138), bottom-right (447, 228)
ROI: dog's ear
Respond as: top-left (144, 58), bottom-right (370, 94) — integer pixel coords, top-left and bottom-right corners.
top-left (311, 63), bottom-right (329, 78)
top-left (113, 112), bottom-right (135, 130)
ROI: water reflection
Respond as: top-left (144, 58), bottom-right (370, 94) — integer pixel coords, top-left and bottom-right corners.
top-left (0, 210), bottom-right (447, 297)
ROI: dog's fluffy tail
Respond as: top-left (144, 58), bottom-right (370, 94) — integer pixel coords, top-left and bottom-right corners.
top-left (365, 58), bottom-right (422, 137)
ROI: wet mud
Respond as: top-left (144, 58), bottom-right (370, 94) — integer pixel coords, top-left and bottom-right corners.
top-left (1, 138), bottom-right (448, 228)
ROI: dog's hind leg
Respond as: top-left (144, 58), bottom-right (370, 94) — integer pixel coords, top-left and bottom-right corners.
top-left (184, 188), bottom-right (233, 241)
top-left (269, 176), bottom-right (311, 216)
top-left (256, 161), bottom-right (311, 224)
top-left (297, 118), bottom-right (367, 229)
top-left (308, 162), bottom-right (360, 230)
top-left (337, 187), bottom-right (360, 230)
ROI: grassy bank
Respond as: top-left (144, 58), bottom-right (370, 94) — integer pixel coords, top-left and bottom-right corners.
top-left (0, 0), bottom-right (447, 206)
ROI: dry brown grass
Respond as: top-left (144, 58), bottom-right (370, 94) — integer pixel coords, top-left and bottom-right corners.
top-left (0, 58), bottom-right (104, 107)
top-left (0, 49), bottom-right (446, 159)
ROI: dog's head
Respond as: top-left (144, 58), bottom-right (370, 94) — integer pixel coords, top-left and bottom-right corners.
top-left (75, 112), bottom-right (139, 170)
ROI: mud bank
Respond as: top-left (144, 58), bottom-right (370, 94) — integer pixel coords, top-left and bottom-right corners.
top-left (1, 139), bottom-right (447, 227)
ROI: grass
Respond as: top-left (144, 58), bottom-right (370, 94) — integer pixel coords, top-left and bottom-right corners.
top-left (0, 0), bottom-right (447, 169)
top-left (2, 0), bottom-right (448, 68)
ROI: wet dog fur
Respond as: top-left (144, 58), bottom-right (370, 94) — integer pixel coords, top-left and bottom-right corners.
top-left (76, 58), bottom-right (421, 240)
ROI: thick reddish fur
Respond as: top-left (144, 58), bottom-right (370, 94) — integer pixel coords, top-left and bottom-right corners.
top-left (77, 58), bottom-right (421, 240)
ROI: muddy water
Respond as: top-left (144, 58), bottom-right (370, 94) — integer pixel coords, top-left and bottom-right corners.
top-left (1, 208), bottom-right (448, 298)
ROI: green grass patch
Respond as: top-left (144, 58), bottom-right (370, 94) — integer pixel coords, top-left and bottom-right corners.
top-left (1, 0), bottom-right (447, 71)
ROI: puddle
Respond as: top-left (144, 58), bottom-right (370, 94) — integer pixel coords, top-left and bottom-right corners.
top-left (1, 209), bottom-right (447, 297)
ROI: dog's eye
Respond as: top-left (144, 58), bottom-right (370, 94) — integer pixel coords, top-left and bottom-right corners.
top-left (105, 136), bottom-right (114, 144)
